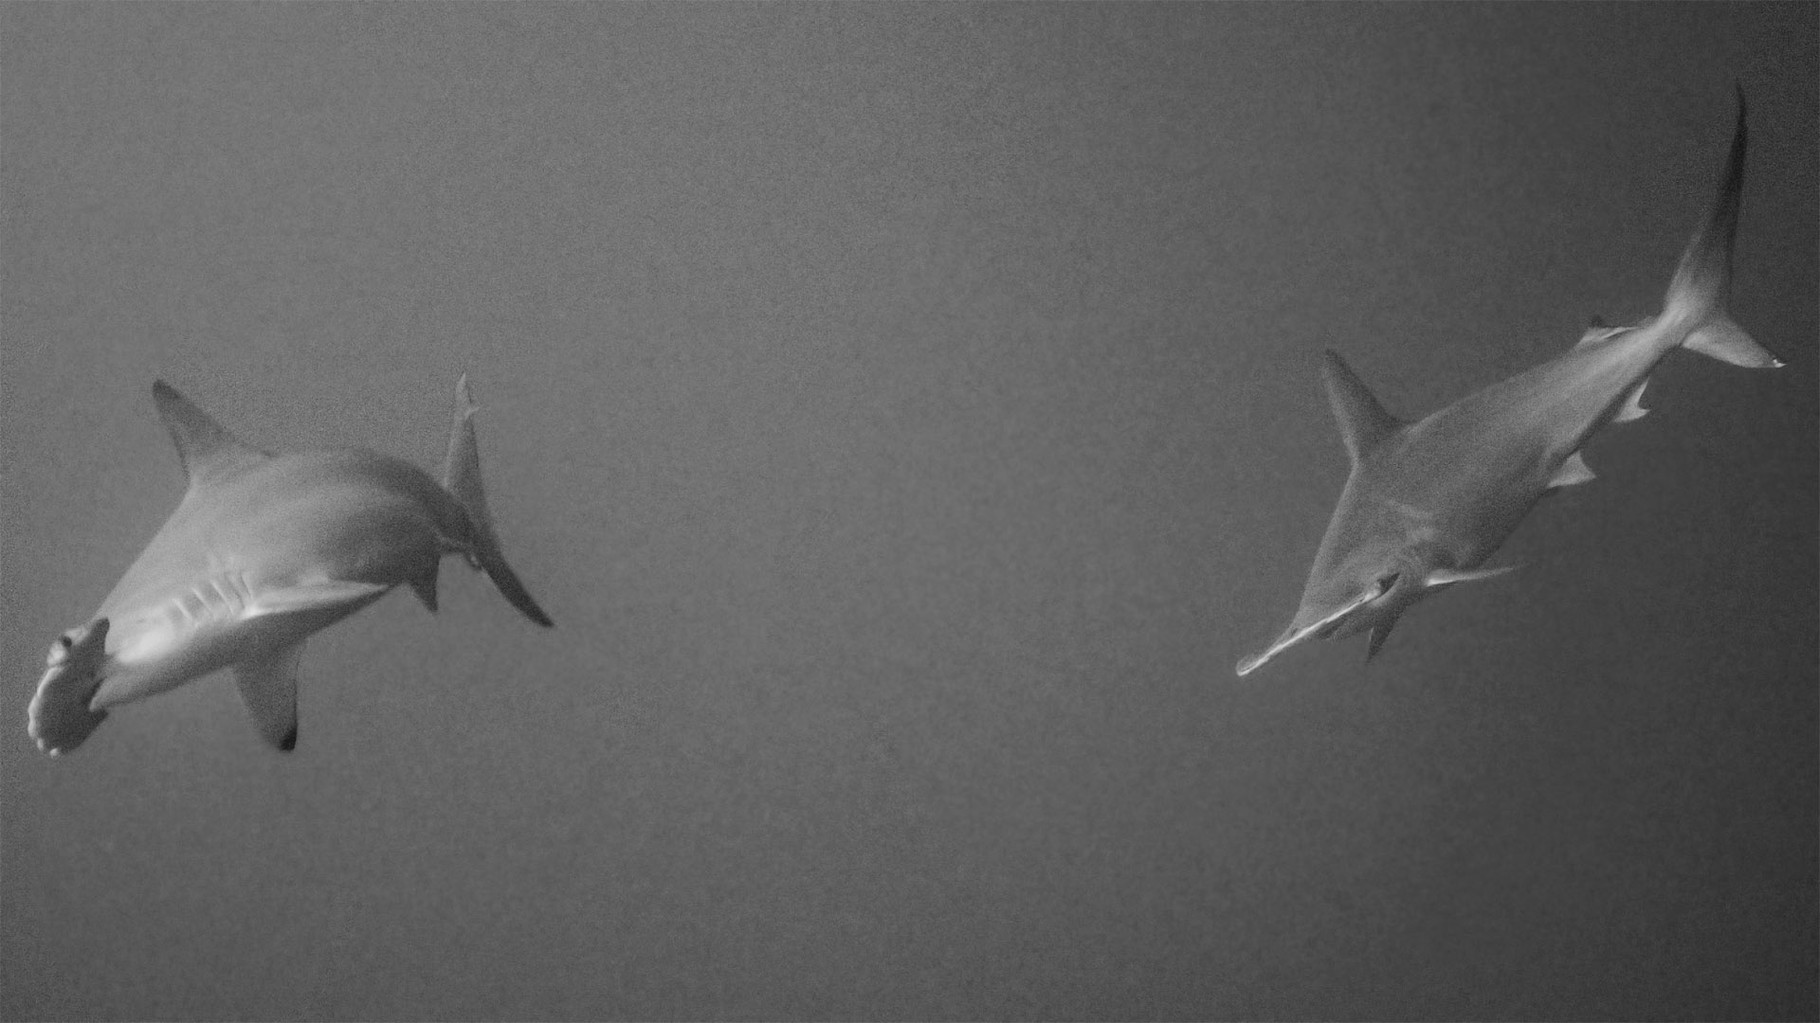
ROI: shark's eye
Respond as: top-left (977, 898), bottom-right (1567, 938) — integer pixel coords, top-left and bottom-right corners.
top-left (58, 634), bottom-right (73, 650)
top-left (1376, 573), bottom-right (1401, 596)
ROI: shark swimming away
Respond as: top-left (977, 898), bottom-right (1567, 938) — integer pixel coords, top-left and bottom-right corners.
top-left (1237, 90), bottom-right (1783, 678)
top-left (28, 376), bottom-right (553, 754)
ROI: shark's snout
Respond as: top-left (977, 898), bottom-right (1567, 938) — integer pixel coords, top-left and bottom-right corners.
top-left (1236, 578), bottom-right (1391, 677)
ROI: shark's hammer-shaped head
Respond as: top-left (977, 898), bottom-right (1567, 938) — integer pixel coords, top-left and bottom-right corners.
top-left (28, 618), bottom-right (111, 755)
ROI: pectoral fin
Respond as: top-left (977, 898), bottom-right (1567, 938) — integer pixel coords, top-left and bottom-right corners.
top-left (234, 642), bottom-right (304, 751)
top-left (245, 579), bottom-right (389, 618)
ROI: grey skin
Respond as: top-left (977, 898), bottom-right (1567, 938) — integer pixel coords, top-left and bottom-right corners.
top-left (1238, 90), bottom-right (1782, 677)
top-left (28, 376), bottom-right (552, 754)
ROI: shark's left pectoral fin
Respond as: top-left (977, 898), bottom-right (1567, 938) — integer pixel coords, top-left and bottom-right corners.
top-left (245, 579), bottom-right (389, 618)
top-left (234, 642), bottom-right (304, 751)
top-left (1366, 625), bottom-right (1392, 662)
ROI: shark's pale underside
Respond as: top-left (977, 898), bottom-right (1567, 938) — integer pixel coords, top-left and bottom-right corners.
top-left (28, 376), bottom-right (553, 754)
top-left (1237, 91), bottom-right (1783, 677)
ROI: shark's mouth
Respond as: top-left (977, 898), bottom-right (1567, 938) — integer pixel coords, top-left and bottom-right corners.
top-left (1235, 577), bottom-right (1393, 677)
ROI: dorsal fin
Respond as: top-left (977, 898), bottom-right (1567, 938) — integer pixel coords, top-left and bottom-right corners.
top-left (1320, 350), bottom-right (1402, 463)
top-left (151, 381), bottom-right (269, 489)
top-left (1575, 316), bottom-right (1634, 348)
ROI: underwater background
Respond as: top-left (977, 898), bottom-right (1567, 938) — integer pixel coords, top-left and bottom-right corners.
top-left (3, 5), bottom-right (1815, 1020)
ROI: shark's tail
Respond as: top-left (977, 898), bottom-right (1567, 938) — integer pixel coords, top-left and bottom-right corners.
top-left (441, 375), bottom-right (554, 628)
top-left (1658, 87), bottom-right (1782, 370)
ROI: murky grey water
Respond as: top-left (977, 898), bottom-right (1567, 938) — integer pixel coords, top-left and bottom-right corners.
top-left (3, 5), bottom-right (1814, 1019)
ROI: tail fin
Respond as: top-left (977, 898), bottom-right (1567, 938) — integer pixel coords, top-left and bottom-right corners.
top-left (1661, 87), bottom-right (1782, 369)
top-left (441, 376), bottom-right (554, 628)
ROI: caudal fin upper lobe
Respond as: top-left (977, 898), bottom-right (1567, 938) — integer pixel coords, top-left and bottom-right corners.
top-left (440, 375), bottom-right (555, 628)
top-left (1663, 88), bottom-right (1782, 370)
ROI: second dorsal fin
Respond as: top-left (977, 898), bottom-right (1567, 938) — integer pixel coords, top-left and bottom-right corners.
top-left (1320, 350), bottom-right (1403, 463)
top-left (151, 381), bottom-right (270, 490)
top-left (1575, 315), bottom-right (1632, 348)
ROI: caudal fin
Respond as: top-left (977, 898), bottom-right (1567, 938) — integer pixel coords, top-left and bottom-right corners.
top-left (1661, 87), bottom-right (1783, 369)
top-left (441, 376), bottom-right (554, 628)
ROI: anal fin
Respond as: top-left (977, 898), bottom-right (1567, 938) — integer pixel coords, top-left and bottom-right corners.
top-left (408, 562), bottom-right (439, 613)
top-left (234, 642), bottom-right (304, 751)
top-left (1613, 380), bottom-right (1649, 424)
top-left (1547, 452), bottom-right (1596, 490)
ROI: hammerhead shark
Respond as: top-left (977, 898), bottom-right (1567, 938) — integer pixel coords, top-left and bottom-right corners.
top-left (28, 376), bottom-right (553, 754)
top-left (1237, 91), bottom-right (1782, 677)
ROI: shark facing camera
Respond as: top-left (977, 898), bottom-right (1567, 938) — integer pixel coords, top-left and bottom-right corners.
top-left (1237, 89), bottom-right (1783, 677)
top-left (26, 376), bottom-right (553, 755)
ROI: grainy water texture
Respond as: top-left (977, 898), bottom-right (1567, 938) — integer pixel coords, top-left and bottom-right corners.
top-left (2, 5), bottom-right (1814, 1021)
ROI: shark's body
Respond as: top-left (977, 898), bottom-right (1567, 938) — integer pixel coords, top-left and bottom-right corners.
top-left (1237, 91), bottom-right (1782, 677)
top-left (29, 377), bottom-right (552, 754)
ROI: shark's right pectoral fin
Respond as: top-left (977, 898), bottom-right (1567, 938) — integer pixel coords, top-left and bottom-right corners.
top-left (28, 618), bottom-right (112, 755)
top-left (234, 642), bottom-right (304, 751)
